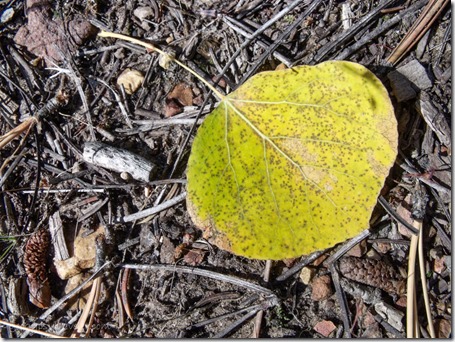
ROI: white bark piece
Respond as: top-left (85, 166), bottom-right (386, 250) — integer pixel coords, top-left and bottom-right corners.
top-left (341, 3), bottom-right (353, 30)
top-left (374, 302), bottom-right (404, 332)
top-left (83, 142), bottom-right (157, 182)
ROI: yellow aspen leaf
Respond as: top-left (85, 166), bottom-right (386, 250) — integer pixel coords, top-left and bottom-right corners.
top-left (186, 61), bottom-right (398, 260)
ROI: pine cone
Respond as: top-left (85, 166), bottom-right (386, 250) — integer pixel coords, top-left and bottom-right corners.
top-left (338, 256), bottom-right (405, 295)
top-left (23, 228), bottom-right (51, 308)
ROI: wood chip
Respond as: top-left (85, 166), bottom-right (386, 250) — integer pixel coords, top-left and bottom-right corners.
top-left (387, 70), bottom-right (417, 102)
top-left (417, 92), bottom-right (452, 151)
top-left (396, 59), bottom-right (432, 90)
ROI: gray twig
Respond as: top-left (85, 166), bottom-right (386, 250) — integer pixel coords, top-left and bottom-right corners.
top-left (20, 262), bottom-right (111, 338)
top-left (336, 0), bottom-right (427, 60)
top-left (313, 0), bottom-right (397, 62)
top-left (122, 263), bottom-right (278, 299)
top-left (116, 192), bottom-right (186, 223)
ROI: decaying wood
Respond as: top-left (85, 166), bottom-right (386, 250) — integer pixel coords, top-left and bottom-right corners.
top-left (416, 92), bottom-right (452, 152)
top-left (387, 0), bottom-right (450, 65)
top-left (83, 141), bottom-right (157, 182)
top-left (49, 211), bottom-right (69, 261)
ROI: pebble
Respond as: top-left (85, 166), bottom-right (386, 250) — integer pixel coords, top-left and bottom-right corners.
top-left (0, 8), bottom-right (14, 23)
top-left (299, 266), bottom-right (314, 285)
top-left (435, 278), bottom-right (449, 294)
top-left (311, 275), bottom-right (333, 301)
top-left (133, 7), bottom-right (154, 21)
top-left (361, 322), bottom-right (382, 338)
top-left (159, 236), bottom-right (175, 264)
top-left (434, 318), bottom-right (451, 338)
top-left (346, 239), bottom-right (367, 257)
top-left (140, 226), bottom-right (156, 250)
top-left (433, 256), bottom-right (446, 274)
top-left (313, 320), bottom-right (336, 337)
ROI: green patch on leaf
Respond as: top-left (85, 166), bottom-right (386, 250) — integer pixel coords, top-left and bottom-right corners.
top-left (187, 61), bottom-right (397, 260)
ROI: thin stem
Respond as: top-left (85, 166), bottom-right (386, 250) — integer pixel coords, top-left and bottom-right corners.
top-left (97, 30), bottom-right (225, 101)
top-left (418, 225), bottom-right (436, 337)
top-left (406, 220), bottom-right (420, 337)
top-left (0, 319), bottom-right (64, 338)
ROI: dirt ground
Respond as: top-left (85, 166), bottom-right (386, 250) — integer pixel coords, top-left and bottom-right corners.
top-left (0, 0), bottom-right (451, 338)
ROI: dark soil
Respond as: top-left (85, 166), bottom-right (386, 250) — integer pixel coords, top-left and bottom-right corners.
top-left (0, 0), bottom-right (451, 338)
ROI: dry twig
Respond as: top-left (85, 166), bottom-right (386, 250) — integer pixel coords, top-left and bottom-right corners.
top-left (387, 0), bottom-right (450, 65)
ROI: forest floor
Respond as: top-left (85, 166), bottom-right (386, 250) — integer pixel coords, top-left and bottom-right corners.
top-left (0, 0), bottom-right (451, 338)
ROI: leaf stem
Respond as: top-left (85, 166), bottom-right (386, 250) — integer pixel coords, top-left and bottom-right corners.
top-left (97, 30), bottom-right (225, 101)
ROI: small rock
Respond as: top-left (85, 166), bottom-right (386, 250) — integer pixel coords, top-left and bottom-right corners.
top-left (313, 320), bottom-right (336, 337)
top-left (395, 295), bottom-right (407, 309)
top-left (165, 98), bottom-right (182, 117)
top-left (159, 236), bottom-right (175, 264)
top-left (434, 318), bottom-right (451, 338)
top-left (299, 266), bottom-right (314, 285)
top-left (362, 310), bottom-right (377, 326)
top-left (375, 242), bottom-right (392, 254)
top-left (396, 194), bottom-right (414, 238)
top-left (169, 83), bottom-right (193, 106)
top-left (347, 239), bottom-right (367, 257)
top-left (416, 30), bottom-right (431, 60)
top-left (443, 255), bottom-right (451, 272)
top-left (282, 258), bottom-right (298, 268)
top-left (311, 275), bottom-right (333, 301)
top-left (365, 248), bottom-right (382, 260)
top-left (435, 278), bottom-right (448, 294)
top-left (133, 6), bottom-right (154, 21)
top-left (361, 322), bottom-right (382, 338)
top-left (13, 0), bottom-right (98, 65)
top-left (433, 256), bottom-right (446, 274)
top-left (117, 68), bottom-right (144, 95)
top-left (1, 8), bottom-right (14, 23)
top-left (140, 226), bottom-right (156, 250)
top-left (212, 75), bottom-right (227, 89)
top-left (183, 248), bottom-right (206, 266)
top-left (312, 254), bottom-right (328, 267)
top-left (165, 83), bottom-right (194, 117)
